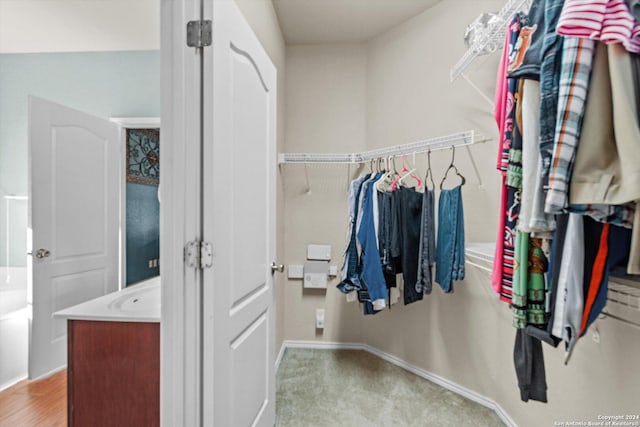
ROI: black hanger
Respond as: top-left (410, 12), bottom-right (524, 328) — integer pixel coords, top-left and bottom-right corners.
top-left (424, 149), bottom-right (435, 191)
top-left (439, 146), bottom-right (466, 189)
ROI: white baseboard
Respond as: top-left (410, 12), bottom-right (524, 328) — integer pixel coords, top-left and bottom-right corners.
top-left (275, 340), bottom-right (365, 370)
top-left (0, 374), bottom-right (27, 393)
top-left (276, 340), bottom-right (517, 427)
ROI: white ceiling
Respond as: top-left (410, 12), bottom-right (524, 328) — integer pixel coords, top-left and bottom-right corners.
top-left (273, 0), bottom-right (443, 45)
top-left (0, 0), bottom-right (442, 53)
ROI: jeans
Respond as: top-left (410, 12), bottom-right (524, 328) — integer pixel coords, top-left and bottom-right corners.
top-left (539, 0), bottom-right (566, 189)
top-left (435, 185), bottom-right (465, 293)
top-left (396, 187), bottom-right (424, 305)
top-left (378, 191), bottom-right (396, 288)
top-left (417, 189), bottom-right (436, 295)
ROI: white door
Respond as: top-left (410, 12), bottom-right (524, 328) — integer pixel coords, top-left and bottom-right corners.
top-left (202, 1), bottom-right (277, 425)
top-left (28, 97), bottom-right (120, 379)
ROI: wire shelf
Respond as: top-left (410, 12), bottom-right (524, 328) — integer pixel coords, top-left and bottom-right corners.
top-left (278, 130), bottom-right (487, 165)
top-left (450, 0), bottom-right (532, 82)
top-left (602, 279), bottom-right (640, 330)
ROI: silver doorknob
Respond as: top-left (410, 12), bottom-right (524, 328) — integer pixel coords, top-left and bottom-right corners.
top-left (270, 262), bottom-right (284, 273)
top-left (29, 249), bottom-right (51, 259)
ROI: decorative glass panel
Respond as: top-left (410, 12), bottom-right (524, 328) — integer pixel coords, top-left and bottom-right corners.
top-left (126, 129), bottom-right (160, 186)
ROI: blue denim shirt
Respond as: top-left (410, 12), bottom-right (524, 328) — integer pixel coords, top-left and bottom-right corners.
top-left (356, 174), bottom-right (388, 306)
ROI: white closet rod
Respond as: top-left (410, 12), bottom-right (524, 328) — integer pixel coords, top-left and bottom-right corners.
top-left (278, 130), bottom-right (488, 165)
top-left (450, 0), bottom-right (532, 82)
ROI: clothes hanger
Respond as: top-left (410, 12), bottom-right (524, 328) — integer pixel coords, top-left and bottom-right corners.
top-left (393, 153), bottom-right (423, 191)
top-left (424, 149), bottom-right (436, 191)
top-left (439, 146), bottom-right (466, 190)
top-left (376, 156), bottom-right (395, 192)
top-left (390, 156), bottom-right (405, 191)
top-left (409, 152), bottom-right (423, 187)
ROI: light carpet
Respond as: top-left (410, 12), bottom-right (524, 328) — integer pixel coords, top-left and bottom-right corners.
top-left (276, 348), bottom-right (505, 427)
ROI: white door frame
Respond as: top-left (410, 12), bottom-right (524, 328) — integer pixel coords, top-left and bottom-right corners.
top-left (109, 117), bottom-right (161, 289)
top-left (160, 0), bottom-right (202, 425)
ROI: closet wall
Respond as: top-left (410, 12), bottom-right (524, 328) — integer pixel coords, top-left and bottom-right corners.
top-left (282, 44), bottom-right (368, 343)
top-left (234, 0), bottom-right (287, 352)
top-left (281, 0), bottom-right (640, 425)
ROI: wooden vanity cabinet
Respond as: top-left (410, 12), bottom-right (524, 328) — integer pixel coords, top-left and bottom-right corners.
top-left (67, 320), bottom-right (160, 427)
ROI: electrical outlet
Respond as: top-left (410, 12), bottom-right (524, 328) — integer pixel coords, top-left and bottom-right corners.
top-left (315, 308), bottom-right (325, 329)
top-left (148, 260), bottom-right (153, 268)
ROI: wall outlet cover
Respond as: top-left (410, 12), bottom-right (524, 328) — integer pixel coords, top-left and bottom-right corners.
top-left (315, 308), bottom-right (325, 329)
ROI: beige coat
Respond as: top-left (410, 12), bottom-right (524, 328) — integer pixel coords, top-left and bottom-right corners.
top-left (570, 43), bottom-right (640, 273)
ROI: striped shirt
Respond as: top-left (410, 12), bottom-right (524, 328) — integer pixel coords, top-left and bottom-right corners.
top-left (557, 0), bottom-right (640, 53)
top-left (545, 37), bottom-right (595, 215)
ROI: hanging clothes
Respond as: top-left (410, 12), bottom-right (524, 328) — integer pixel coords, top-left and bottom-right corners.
top-left (513, 329), bottom-right (548, 403)
top-left (435, 185), bottom-right (465, 293)
top-left (544, 36), bottom-right (595, 214)
top-left (357, 173), bottom-right (389, 311)
top-left (569, 43), bottom-right (640, 208)
top-left (416, 187), bottom-right (436, 295)
top-left (395, 186), bottom-right (424, 305)
top-left (552, 213), bottom-right (585, 361)
top-left (377, 191), bottom-right (397, 289)
top-left (507, 0), bottom-right (546, 80)
top-left (556, 0), bottom-right (640, 54)
top-left (519, 79), bottom-right (555, 233)
top-left (539, 0), bottom-right (567, 193)
top-left (338, 174), bottom-right (370, 294)
top-left (493, 13), bottom-right (523, 302)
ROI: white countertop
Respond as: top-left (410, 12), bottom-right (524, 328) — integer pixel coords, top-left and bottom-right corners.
top-left (53, 277), bottom-right (160, 323)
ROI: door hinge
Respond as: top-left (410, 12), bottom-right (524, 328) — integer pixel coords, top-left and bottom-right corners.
top-left (184, 241), bottom-right (214, 269)
top-left (186, 20), bottom-right (212, 48)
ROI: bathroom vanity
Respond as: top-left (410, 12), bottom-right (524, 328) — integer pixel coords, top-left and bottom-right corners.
top-left (54, 278), bottom-right (160, 427)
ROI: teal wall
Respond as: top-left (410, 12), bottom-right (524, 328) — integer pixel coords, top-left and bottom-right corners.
top-left (126, 182), bottom-right (160, 285)
top-left (0, 50), bottom-right (160, 267)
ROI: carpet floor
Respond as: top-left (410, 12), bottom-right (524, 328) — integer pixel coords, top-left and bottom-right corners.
top-left (276, 348), bottom-right (505, 427)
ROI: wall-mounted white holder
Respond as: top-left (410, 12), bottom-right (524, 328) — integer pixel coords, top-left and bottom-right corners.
top-left (307, 244), bottom-right (331, 261)
top-left (304, 260), bottom-right (329, 289)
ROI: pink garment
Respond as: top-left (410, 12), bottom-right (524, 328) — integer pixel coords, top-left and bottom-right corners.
top-left (491, 22), bottom-right (515, 294)
top-left (557, 0), bottom-right (640, 53)
top-left (494, 23), bottom-right (511, 170)
top-left (492, 174), bottom-right (508, 294)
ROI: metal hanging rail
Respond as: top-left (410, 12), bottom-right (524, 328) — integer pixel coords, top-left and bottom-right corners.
top-left (450, 0), bottom-right (532, 82)
top-left (278, 130), bottom-right (488, 165)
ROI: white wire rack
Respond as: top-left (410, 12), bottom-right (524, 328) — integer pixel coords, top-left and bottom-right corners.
top-left (278, 130), bottom-right (486, 165)
top-left (450, 0), bottom-right (532, 82)
top-left (464, 242), bottom-right (640, 331)
top-left (602, 279), bottom-right (640, 331)
top-left (278, 130), bottom-right (489, 193)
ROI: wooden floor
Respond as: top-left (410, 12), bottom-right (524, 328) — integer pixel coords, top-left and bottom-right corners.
top-left (0, 370), bottom-right (66, 427)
